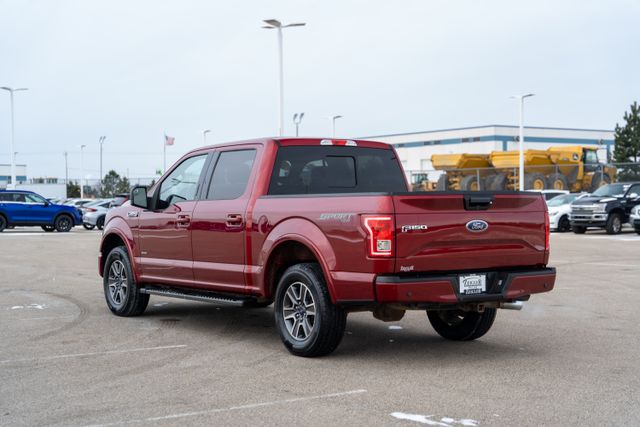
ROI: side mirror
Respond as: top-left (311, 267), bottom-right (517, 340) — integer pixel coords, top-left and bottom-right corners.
top-left (131, 186), bottom-right (149, 209)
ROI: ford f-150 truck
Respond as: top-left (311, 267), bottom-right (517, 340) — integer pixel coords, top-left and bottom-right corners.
top-left (99, 138), bottom-right (555, 357)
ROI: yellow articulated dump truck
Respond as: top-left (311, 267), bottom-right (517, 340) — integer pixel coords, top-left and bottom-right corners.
top-left (432, 146), bottom-right (616, 192)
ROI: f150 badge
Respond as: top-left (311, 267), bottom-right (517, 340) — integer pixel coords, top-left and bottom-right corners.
top-left (401, 224), bottom-right (428, 233)
top-left (466, 220), bottom-right (489, 232)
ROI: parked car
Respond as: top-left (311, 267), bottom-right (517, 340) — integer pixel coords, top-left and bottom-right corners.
top-left (0, 190), bottom-right (82, 232)
top-left (527, 189), bottom-right (570, 201)
top-left (82, 199), bottom-right (114, 230)
top-left (547, 193), bottom-right (589, 232)
top-left (570, 182), bottom-right (640, 234)
top-left (99, 137), bottom-right (555, 357)
top-left (630, 205), bottom-right (640, 234)
top-left (63, 198), bottom-right (94, 209)
top-left (109, 193), bottom-right (129, 208)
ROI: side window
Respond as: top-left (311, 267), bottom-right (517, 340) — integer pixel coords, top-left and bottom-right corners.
top-left (627, 184), bottom-right (640, 199)
top-left (25, 194), bottom-right (46, 204)
top-left (13, 193), bottom-right (26, 203)
top-left (0, 193), bottom-right (13, 202)
top-left (158, 155), bottom-right (207, 207)
top-left (207, 150), bottom-right (256, 200)
top-left (584, 151), bottom-right (598, 164)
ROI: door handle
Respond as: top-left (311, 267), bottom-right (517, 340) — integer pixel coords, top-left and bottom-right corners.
top-left (225, 214), bottom-right (244, 228)
top-left (176, 214), bottom-right (191, 228)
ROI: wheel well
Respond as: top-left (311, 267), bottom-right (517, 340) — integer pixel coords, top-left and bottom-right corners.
top-left (609, 208), bottom-right (625, 219)
top-left (100, 233), bottom-right (126, 273)
top-left (264, 241), bottom-right (319, 299)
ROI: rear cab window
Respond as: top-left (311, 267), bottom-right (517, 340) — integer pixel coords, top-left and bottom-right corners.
top-left (268, 146), bottom-right (407, 195)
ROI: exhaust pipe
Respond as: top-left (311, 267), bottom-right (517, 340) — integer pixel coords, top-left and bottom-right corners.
top-left (499, 301), bottom-right (523, 310)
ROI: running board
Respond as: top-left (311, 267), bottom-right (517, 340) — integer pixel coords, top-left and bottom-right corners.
top-left (140, 286), bottom-right (255, 307)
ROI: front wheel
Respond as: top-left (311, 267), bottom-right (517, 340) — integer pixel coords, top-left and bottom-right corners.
top-left (605, 213), bottom-right (622, 235)
top-left (427, 308), bottom-right (497, 341)
top-left (42, 225), bottom-right (55, 232)
top-left (0, 215), bottom-right (6, 232)
top-left (55, 215), bottom-right (74, 232)
top-left (274, 263), bottom-right (346, 357)
top-left (103, 246), bottom-right (149, 316)
top-left (558, 215), bottom-right (571, 232)
top-left (572, 225), bottom-right (587, 234)
top-left (96, 216), bottom-right (105, 230)
top-left (83, 223), bottom-right (95, 230)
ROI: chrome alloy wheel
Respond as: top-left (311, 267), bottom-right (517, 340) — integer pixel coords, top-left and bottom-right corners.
top-left (613, 216), bottom-right (622, 233)
top-left (108, 260), bottom-right (128, 308)
top-left (282, 281), bottom-right (316, 341)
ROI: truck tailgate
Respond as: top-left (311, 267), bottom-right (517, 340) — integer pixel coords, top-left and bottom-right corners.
top-left (393, 193), bottom-right (547, 273)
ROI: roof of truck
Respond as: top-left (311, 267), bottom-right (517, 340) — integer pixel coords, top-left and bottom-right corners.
top-left (188, 137), bottom-right (392, 154)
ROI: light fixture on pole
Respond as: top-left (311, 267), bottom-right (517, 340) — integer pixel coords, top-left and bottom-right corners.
top-left (80, 144), bottom-right (87, 199)
top-left (327, 115), bottom-right (343, 137)
top-left (1, 86), bottom-right (28, 189)
top-left (262, 19), bottom-right (306, 137)
top-left (510, 94), bottom-right (535, 191)
top-left (98, 136), bottom-right (106, 190)
top-left (292, 113), bottom-right (304, 136)
top-left (203, 129), bottom-right (211, 145)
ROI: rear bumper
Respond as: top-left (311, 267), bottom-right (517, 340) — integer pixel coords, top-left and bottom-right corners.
top-left (375, 267), bottom-right (556, 304)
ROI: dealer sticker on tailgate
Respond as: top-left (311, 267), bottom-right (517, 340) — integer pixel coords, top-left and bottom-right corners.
top-left (459, 274), bottom-right (487, 295)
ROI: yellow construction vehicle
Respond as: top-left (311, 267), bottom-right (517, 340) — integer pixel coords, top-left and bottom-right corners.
top-left (432, 146), bottom-right (616, 192)
top-left (410, 173), bottom-right (438, 191)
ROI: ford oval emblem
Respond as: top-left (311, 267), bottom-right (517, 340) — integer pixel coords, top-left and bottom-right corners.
top-left (466, 220), bottom-right (488, 232)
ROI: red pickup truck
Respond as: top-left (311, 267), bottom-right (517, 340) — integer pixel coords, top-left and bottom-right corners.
top-left (99, 138), bottom-right (555, 357)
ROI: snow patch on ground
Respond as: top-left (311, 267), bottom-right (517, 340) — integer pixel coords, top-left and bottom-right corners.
top-left (388, 325), bottom-right (403, 330)
top-left (390, 412), bottom-right (479, 426)
top-left (9, 303), bottom-right (47, 310)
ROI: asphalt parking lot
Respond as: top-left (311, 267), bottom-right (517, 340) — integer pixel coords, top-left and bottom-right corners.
top-left (1, 227), bottom-right (639, 427)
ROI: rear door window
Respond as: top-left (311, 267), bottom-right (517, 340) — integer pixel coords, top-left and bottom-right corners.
top-left (268, 146), bottom-right (407, 195)
top-left (206, 149), bottom-right (256, 200)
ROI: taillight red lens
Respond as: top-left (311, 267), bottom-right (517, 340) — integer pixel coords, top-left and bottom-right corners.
top-left (87, 208), bottom-right (97, 212)
top-left (545, 210), bottom-right (550, 253)
top-left (363, 215), bottom-right (394, 257)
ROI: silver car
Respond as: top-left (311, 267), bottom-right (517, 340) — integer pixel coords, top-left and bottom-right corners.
top-left (82, 199), bottom-right (113, 230)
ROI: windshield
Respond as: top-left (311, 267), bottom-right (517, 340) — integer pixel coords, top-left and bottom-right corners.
top-left (547, 194), bottom-right (577, 207)
top-left (592, 183), bottom-right (629, 197)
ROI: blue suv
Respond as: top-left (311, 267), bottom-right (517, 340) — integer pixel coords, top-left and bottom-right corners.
top-left (0, 190), bottom-right (82, 232)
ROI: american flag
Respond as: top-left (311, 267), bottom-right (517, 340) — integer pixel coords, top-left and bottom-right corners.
top-left (164, 133), bottom-right (175, 146)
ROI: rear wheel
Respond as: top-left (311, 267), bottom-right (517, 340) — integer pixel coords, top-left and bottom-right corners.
top-left (547, 173), bottom-right (569, 191)
top-left (605, 213), bottom-right (622, 235)
top-left (427, 308), bottom-right (497, 341)
top-left (274, 263), bottom-right (347, 357)
top-left (83, 224), bottom-right (95, 230)
top-left (572, 225), bottom-right (587, 234)
top-left (525, 173), bottom-right (547, 190)
top-left (489, 173), bottom-right (507, 191)
top-left (460, 175), bottom-right (481, 191)
top-left (54, 214), bottom-right (73, 232)
top-left (41, 225), bottom-right (55, 232)
top-left (436, 174), bottom-right (449, 191)
top-left (0, 215), bottom-right (6, 232)
top-left (103, 246), bottom-right (149, 316)
top-left (558, 215), bottom-right (571, 232)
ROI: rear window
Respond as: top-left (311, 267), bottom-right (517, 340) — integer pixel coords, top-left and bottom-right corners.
top-left (268, 146), bottom-right (407, 195)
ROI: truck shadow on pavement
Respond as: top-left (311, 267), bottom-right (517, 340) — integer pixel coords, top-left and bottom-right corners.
top-left (140, 302), bottom-right (541, 363)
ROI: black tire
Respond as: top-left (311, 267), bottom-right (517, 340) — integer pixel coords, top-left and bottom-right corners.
top-left (436, 174), bottom-right (449, 191)
top-left (460, 175), bottom-right (481, 191)
top-left (0, 215), bottom-right (6, 232)
top-left (427, 308), bottom-right (497, 341)
top-left (489, 173), bottom-right (507, 191)
top-left (524, 173), bottom-right (547, 190)
top-left (572, 225), bottom-right (587, 234)
top-left (558, 215), bottom-right (571, 232)
top-left (605, 213), bottom-right (622, 235)
top-left (274, 263), bottom-right (347, 357)
top-left (590, 173), bottom-right (611, 193)
top-left (547, 173), bottom-right (569, 191)
top-left (83, 224), bottom-right (95, 230)
top-left (41, 225), bottom-right (55, 232)
top-left (54, 214), bottom-right (74, 232)
top-left (636, 228), bottom-right (640, 235)
top-left (103, 246), bottom-right (149, 316)
top-left (96, 216), bottom-right (105, 230)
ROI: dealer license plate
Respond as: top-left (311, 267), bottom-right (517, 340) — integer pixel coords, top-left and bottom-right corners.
top-left (459, 274), bottom-right (487, 295)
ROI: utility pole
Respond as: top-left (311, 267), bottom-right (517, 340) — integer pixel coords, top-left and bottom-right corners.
top-left (80, 145), bottom-right (86, 198)
top-left (203, 129), bottom-right (211, 145)
top-left (329, 115), bottom-right (343, 137)
top-left (64, 152), bottom-right (69, 195)
top-left (293, 113), bottom-right (304, 136)
top-left (511, 94), bottom-right (535, 191)
top-left (99, 136), bottom-right (106, 192)
top-left (1, 86), bottom-right (28, 189)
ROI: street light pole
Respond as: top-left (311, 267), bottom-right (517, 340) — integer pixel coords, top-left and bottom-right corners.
top-left (511, 94), bottom-right (535, 191)
top-left (262, 19), bottom-right (306, 136)
top-left (1, 86), bottom-right (28, 189)
top-left (80, 144), bottom-right (86, 199)
top-left (99, 136), bottom-right (106, 192)
top-left (203, 129), bottom-right (211, 145)
top-left (64, 151), bottom-right (69, 189)
top-left (329, 115), bottom-right (343, 137)
top-left (292, 113), bottom-right (304, 136)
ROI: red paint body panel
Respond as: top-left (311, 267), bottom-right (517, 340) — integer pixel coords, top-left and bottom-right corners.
top-left (100, 137), bottom-right (555, 306)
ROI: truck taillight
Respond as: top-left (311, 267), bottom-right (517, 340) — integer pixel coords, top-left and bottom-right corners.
top-left (363, 215), bottom-right (394, 257)
top-left (545, 210), bottom-right (550, 253)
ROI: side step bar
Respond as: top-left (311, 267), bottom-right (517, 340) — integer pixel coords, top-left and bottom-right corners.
top-left (140, 286), bottom-right (256, 307)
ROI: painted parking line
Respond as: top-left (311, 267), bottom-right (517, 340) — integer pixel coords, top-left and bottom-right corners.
top-left (84, 389), bottom-right (367, 427)
top-left (0, 344), bottom-right (187, 364)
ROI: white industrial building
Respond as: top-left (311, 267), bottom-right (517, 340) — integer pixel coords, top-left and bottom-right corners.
top-left (0, 163), bottom-right (28, 188)
top-left (365, 125), bottom-right (614, 181)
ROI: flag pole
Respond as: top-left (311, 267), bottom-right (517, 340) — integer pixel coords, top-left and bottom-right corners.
top-left (163, 133), bottom-right (166, 173)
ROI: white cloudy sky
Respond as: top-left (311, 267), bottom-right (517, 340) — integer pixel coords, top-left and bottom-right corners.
top-left (1, 0), bottom-right (639, 180)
